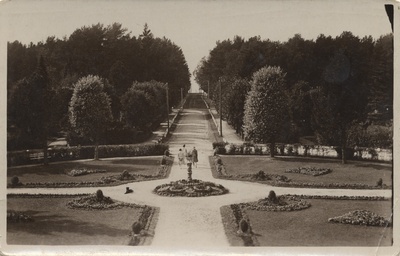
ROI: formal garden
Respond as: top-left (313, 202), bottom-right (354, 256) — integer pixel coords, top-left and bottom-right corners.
top-left (5, 19), bottom-right (393, 250)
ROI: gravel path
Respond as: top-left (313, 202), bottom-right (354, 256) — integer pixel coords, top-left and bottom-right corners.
top-left (6, 95), bottom-right (392, 253)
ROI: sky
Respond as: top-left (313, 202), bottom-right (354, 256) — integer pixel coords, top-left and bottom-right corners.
top-left (0, 0), bottom-right (394, 92)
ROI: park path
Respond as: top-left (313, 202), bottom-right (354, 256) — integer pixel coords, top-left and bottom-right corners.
top-left (7, 94), bottom-right (392, 252)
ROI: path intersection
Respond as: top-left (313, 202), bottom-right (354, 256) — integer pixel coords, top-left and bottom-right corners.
top-left (7, 94), bottom-right (391, 253)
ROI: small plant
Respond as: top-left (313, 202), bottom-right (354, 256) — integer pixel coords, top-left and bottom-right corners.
top-left (216, 158), bottom-right (222, 165)
top-left (121, 170), bottom-right (131, 180)
top-left (161, 157), bottom-right (167, 165)
top-left (131, 221), bottom-right (142, 235)
top-left (164, 149), bottom-right (170, 157)
top-left (254, 170), bottom-right (266, 180)
top-left (11, 176), bottom-right (20, 186)
top-left (239, 219), bottom-right (249, 233)
top-left (287, 145), bottom-right (294, 155)
top-left (376, 178), bottom-right (383, 187)
top-left (96, 189), bottom-right (104, 201)
top-left (268, 190), bottom-right (278, 204)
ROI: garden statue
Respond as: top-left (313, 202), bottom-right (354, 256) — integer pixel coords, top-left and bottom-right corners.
top-left (187, 162), bottom-right (192, 181)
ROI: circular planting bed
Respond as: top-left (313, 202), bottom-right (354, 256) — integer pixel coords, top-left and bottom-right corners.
top-left (154, 179), bottom-right (229, 197)
top-left (67, 190), bottom-right (144, 210)
top-left (243, 194), bottom-right (311, 211)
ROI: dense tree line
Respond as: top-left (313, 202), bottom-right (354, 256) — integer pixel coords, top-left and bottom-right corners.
top-left (194, 32), bottom-right (393, 162)
top-left (8, 23), bottom-right (191, 150)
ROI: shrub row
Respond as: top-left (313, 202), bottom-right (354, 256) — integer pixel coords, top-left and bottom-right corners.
top-left (7, 143), bottom-right (169, 167)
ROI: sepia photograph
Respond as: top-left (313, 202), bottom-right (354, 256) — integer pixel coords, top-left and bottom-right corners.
top-left (1, 0), bottom-right (398, 255)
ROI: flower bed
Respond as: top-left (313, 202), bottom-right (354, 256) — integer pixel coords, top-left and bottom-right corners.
top-left (283, 194), bottom-right (389, 201)
top-left (328, 210), bottom-right (392, 227)
top-left (154, 179), bottom-right (229, 197)
top-left (285, 167), bottom-right (332, 176)
top-left (7, 210), bottom-right (34, 223)
top-left (66, 193), bottom-right (145, 210)
top-left (66, 168), bottom-right (107, 177)
top-left (239, 195), bottom-right (311, 212)
top-left (271, 181), bottom-right (391, 189)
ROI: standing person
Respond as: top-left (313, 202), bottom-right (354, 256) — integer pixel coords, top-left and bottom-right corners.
top-left (178, 148), bottom-right (185, 168)
top-left (191, 146), bottom-right (198, 167)
top-left (183, 144), bottom-right (187, 157)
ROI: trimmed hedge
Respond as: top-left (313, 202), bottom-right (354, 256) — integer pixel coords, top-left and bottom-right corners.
top-left (213, 142), bottom-right (392, 162)
top-left (7, 143), bottom-right (169, 167)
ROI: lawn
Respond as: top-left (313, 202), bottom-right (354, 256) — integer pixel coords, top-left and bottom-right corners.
top-left (7, 157), bottom-right (163, 185)
top-left (7, 196), bottom-right (156, 245)
top-left (222, 199), bottom-right (392, 246)
top-left (219, 156), bottom-right (392, 187)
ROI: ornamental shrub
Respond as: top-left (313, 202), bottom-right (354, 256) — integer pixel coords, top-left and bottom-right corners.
top-left (161, 157), bottom-right (167, 165)
top-left (376, 178), bottom-right (383, 187)
top-left (216, 158), bottom-right (222, 165)
top-left (239, 219), bottom-right (249, 233)
top-left (131, 221), bottom-right (142, 235)
top-left (11, 176), bottom-right (20, 186)
top-left (96, 189), bottom-right (104, 201)
top-left (164, 149), bottom-right (170, 157)
top-left (268, 190), bottom-right (278, 203)
top-left (121, 170), bottom-right (130, 180)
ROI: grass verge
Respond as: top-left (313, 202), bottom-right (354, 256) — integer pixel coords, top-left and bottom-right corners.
top-left (221, 197), bottom-right (392, 246)
top-left (210, 155), bottom-right (392, 188)
top-left (7, 194), bottom-right (158, 245)
top-left (8, 156), bottom-right (172, 188)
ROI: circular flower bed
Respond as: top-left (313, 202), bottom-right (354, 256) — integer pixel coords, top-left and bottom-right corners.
top-left (285, 167), bottom-right (332, 176)
top-left (328, 210), bottom-right (392, 227)
top-left (243, 195), bottom-right (311, 211)
top-left (66, 193), bottom-right (142, 210)
top-left (154, 179), bottom-right (229, 197)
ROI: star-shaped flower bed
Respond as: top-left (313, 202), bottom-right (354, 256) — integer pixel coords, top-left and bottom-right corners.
top-left (328, 210), bottom-right (392, 227)
top-left (154, 179), bottom-right (229, 197)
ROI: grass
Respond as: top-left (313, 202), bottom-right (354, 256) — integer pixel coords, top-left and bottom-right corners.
top-left (218, 155), bottom-right (392, 187)
top-left (7, 157), bottom-right (163, 185)
top-left (7, 196), bottom-right (149, 245)
top-left (222, 199), bottom-right (392, 246)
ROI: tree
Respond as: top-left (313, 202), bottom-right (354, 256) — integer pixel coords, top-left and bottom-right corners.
top-left (224, 78), bottom-right (251, 135)
top-left (312, 47), bottom-right (369, 164)
top-left (8, 56), bottom-right (50, 161)
top-left (69, 75), bottom-right (113, 160)
top-left (121, 81), bottom-right (167, 131)
top-left (243, 66), bottom-right (288, 157)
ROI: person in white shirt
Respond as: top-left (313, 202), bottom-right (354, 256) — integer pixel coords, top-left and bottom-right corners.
top-left (178, 148), bottom-right (185, 168)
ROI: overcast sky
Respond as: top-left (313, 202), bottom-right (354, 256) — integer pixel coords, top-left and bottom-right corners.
top-left (0, 0), bottom-right (393, 92)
